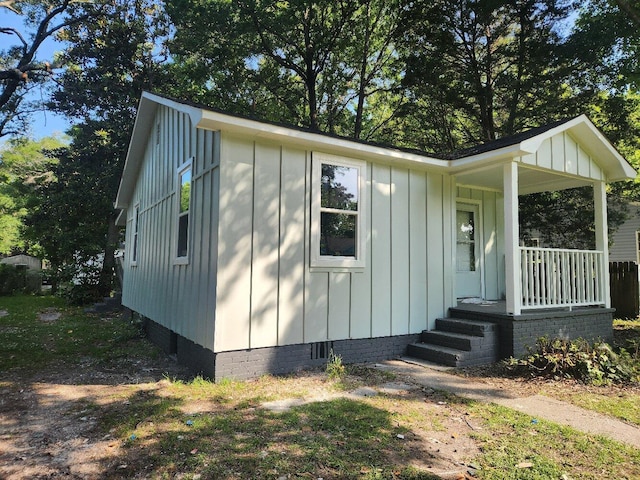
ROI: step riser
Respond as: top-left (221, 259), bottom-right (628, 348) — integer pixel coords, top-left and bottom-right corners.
top-left (436, 318), bottom-right (496, 336)
top-left (407, 344), bottom-right (460, 367)
top-left (421, 331), bottom-right (496, 351)
top-left (407, 343), bottom-right (498, 368)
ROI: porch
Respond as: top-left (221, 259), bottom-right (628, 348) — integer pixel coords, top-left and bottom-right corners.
top-left (406, 299), bottom-right (614, 367)
top-left (451, 300), bottom-right (615, 358)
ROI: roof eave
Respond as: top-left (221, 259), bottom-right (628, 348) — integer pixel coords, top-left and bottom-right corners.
top-left (196, 110), bottom-right (449, 170)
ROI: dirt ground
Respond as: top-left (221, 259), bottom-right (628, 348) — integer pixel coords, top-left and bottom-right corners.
top-left (1, 318), bottom-right (638, 479)
top-left (0, 350), bottom-right (192, 479)
top-left (0, 352), bottom-right (487, 479)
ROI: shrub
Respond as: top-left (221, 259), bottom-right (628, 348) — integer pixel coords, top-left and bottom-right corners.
top-left (507, 336), bottom-right (639, 385)
top-left (326, 349), bottom-right (346, 379)
top-left (0, 264), bottom-right (21, 295)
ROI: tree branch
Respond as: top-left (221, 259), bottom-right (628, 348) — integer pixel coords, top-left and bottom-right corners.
top-left (614, 0), bottom-right (640, 28)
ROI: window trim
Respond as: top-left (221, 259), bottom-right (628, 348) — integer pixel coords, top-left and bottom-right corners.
top-left (310, 152), bottom-right (367, 269)
top-left (131, 203), bottom-right (140, 266)
top-left (174, 158), bottom-right (193, 265)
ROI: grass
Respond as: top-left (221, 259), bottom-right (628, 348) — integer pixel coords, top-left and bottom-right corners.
top-left (0, 294), bottom-right (155, 372)
top-left (469, 403), bottom-right (640, 479)
top-left (1, 294), bottom-right (639, 479)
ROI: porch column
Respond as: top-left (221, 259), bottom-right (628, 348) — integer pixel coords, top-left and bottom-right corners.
top-left (504, 161), bottom-right (521, 315)
top-left (594, 180), bottom-right (611, 308)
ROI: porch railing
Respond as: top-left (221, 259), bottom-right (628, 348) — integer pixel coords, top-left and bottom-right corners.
top-left (520, 247), bottom-right (605, 309)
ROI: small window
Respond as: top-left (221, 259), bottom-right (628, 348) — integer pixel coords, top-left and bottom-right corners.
top-left (131, 204), bottom-right (140, 265)
top-left (176, 161), bottom-right (192, 262)
top-left (311, 153), bottom-right (366, 268)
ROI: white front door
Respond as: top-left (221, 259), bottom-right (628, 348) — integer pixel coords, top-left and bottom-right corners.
top-left (456, 203), bottom-right (482, 298)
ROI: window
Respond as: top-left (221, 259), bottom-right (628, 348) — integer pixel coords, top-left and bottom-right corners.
top-left (176, 161), bottom-right (192, 262)
top-left (456, 209), bottom-right (476, 272)
top-left (311, 153), bottom-right (366, 268)
top-left (131, 204), bottom-right (140, 265)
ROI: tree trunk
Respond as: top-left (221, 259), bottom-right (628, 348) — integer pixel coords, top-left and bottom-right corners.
top-left (98, 214), bottom-right (120, 297)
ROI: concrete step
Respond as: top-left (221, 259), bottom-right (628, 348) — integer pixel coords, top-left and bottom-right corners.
top-left (407, 343), bottom-right (463, 367)
top-left (421, 330), bottom-right (483, 351)
top-left (435, 317), bottom-right (497, 337)
top-left (407, 341), bottom-right (498, 367)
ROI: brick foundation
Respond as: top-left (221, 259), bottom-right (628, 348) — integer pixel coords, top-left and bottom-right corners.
top-left (450, 306), bottom-right (615, 358)
top-left (138, 313), bottom-right (419, 381)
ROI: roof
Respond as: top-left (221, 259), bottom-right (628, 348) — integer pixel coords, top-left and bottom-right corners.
top-left (115, 92), bottom-right (636, 211)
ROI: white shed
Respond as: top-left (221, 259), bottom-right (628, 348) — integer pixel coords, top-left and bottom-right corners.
top-left (115, 92), bottom-right (636, 379)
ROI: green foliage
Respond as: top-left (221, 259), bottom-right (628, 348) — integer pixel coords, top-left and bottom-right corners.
top-left (0, 294), bottom-right (150, 372)
top-left (0, 264), bottom-right (21, 295)
top-left (508, 337), bottom-right (639, 386)
top-left (326, 349), bottom-right (346, 379)
top-left (0, 136), bottom-right (65, 255)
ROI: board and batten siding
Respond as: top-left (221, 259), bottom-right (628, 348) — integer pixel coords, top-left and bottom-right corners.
top-left (213, 133), bottom-right (454, 353)
top-left (610, 203), bottom-right (640, 263)
top-left (520, 131), bottom-right (604, 180)
top-left (122, 105), bottom-right (220, 350)
top-left (456, 187), bottom-right (505, 300)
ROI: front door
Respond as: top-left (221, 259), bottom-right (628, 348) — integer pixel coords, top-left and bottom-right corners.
top-left (456, 203), bottom-right (482, 298)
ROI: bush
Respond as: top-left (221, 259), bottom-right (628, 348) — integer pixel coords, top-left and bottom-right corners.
top-left (507, 336), bottom-right (639, 385)
top-left (0, 264), bottom-right (21, 295)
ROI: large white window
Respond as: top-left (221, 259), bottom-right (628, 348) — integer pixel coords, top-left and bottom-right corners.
top-left (175, 160), bottom-right (192, 263)
top-left (311, 153), bottom-right (366, 269)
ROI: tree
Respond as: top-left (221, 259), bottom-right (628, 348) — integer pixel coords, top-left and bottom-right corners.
top-left (400, 0), bottom-right (573, 150)
top-left (0, 0), bottom-right (102, 137)
top-left (166, 0), bottom-right (407, 139)
top-left (0, 135), bottom-right (64, 254)
top-left (40, 0), bottom-right (171, 296)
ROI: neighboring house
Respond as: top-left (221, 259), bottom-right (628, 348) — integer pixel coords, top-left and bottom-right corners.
top-left (115, 92), bottom-right (636, 380)
top-left (0, 254), bottom-right (42, 270)
top-left (609, 202), bottom-right (640, 263)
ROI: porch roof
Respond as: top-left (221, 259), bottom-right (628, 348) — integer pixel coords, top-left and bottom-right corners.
top-left (452, 115), bottom-right (636, 194)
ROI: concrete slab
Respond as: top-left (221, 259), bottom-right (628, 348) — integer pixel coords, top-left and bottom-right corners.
top-left (376, 359), bottom-right (640, 449)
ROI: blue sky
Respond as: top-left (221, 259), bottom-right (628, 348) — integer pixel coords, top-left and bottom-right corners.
top-left (1, 7), bottom-right (72, 141)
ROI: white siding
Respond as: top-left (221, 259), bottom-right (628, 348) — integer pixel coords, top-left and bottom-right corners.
top-left (521, 132), bottom-right (604, 180)
top-left (212, 134), bottom-right (454, 352)
top-left (122, 106), bottom-right (219, 350)
top-left (610, 204), bottom-right (640, 263)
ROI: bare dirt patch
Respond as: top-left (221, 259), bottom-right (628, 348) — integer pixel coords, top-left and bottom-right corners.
top-left (0, 355), bottom-right (190, 479)
top-left (0, 355), bottom-right (483, 479)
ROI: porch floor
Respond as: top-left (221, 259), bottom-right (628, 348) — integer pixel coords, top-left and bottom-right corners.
top-left (453, 300), bottom-right (610, 320)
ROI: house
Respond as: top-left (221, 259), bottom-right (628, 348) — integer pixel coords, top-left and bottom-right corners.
top-left (610, 202), bottom-right (640, 263)
top-left (115, 92), bottom-right (636, 380)
top-left (0, 254), bottom-right (42, 271)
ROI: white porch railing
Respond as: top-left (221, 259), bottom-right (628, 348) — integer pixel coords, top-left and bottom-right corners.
top-left (520, 247), bottom-right (605, 310)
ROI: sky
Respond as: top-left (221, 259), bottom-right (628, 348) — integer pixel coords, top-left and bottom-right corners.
top-left (1, 7), bottom-right (72, 141)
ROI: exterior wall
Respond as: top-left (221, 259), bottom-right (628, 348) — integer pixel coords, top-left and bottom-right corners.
top-left (520, 131), bottom-right (604, 180)
top-left (456, 187), bottom-right (505, 300)
top-left (122, 105), bottom-right (220, 351)
top-left (609, 203), bottom-right (640, 262)
top-left (0, 255), bottom-right (41, 270)
top-left (214, 132), bottom-right (455, 353)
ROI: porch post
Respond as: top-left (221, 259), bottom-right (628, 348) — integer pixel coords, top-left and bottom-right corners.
top-left (504, 161), bottom-right (521, 315)
top-left (594, 180), bottom-right (611, 308)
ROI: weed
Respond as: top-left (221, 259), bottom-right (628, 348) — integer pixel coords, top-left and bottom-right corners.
top-left (325, 349), bottom-right (346, 379)
top-left (507, 336), bottom-right (639, 385)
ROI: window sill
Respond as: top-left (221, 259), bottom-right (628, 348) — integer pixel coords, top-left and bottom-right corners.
top-left (173, 257), bottom-right (189, 266)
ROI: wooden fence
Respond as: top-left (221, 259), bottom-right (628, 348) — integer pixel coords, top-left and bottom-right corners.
top-left (609, 261), bottom-right (639, 318)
